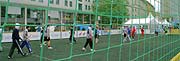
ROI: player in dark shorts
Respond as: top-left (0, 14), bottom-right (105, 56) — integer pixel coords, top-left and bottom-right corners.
top-left (69, 26), bottom-right (76, 43)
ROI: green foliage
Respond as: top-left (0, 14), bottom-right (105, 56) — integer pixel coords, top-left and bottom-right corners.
top-left (96, 0), bottom-right (128, 16)
top-left (93, 0), bottom-right (128, 24)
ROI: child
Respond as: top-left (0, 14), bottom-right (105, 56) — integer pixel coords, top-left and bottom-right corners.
top-left (20, 26), bottom-right (33, 54)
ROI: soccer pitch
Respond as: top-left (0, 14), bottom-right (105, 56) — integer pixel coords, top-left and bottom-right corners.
top-left (0, 34), bottom-right (180, 61)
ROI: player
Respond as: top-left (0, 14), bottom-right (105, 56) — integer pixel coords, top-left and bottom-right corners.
top-left (155, 27), bottom-right (159, 36)
top-left (123, 26), bottom-right (131, 42)
top-left (40, 27), bottom-right (46, 46)
top-left (20, 26), bottom-right (33, 54)
top-left (95, 26), bottom-right (99, 43)
top-left (8, 23), bottom-right (28, 59)
top-left (131, 26), bottom-right (136, 40)
top-left (82, 26), bottom-right (95, 52)
top-left (69, 26), bottom-right (76, 44)
top-left (40, 25), bottom-right (53, 49)
top-left (164, 26), bottom-right (168, 35)
top-left (123, 26), bottom-right (128, 42)
top-left (141, 26), bottom-right (144, 38)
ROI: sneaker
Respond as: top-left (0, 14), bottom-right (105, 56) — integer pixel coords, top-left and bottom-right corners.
top-left (90, 49), bottom-right (95, 52)
top-left (8, 56), bottom-right (12, 59)
top-left (43, 42), bottom-right (47, 45)
top-left (48, 47), bottom-right (53, 49)
top-left (40, 42), bottom-right (47, 46)
top-left (29, 52), bottom-right (33, 54)
top-left (70, 43), bottom-right (73, 44)
top-left (82, 47), bottom-right (86, 51)
top-left (40, 44), bottom-right (45, 47)
top-left (23, 53), bottom-right (28, 56)
top-left (17, 51), bottom-right (20, 54)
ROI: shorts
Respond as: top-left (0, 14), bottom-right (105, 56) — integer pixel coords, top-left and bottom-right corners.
top-left (95, 34), bottom-right (98, 38)
top-left (124, 33), bottom-right (127, 37)
top-left (155, 31), bottom-right (158, 34)
top-left (141, 32), bottom-right (144, 35)
top-left (131, 32), bottom-right (135, 37)
top-left (41, 36), bottom-right (50, 41)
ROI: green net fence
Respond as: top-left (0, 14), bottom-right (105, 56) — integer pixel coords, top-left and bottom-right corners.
top-left (0, 0), bottom-right (180, 61)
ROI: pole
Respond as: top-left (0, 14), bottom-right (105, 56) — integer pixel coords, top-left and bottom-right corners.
top-left (0, 6), bottom-right (1, 26)
top-left (25, 8), bottom-right (27, 26)
top-left (0, 6), bottom-right (1, 51)
top-left (82, 14), bottom-right (84, 24)
top-left (90, 14), bottom-right (91, 24)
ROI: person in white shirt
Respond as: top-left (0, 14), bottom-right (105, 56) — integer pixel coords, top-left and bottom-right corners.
top-left (82, 26), bottom-right (95, 52)
top-left (40, 25), bottom-right (53, 49)
top-left (20, 26), bottom-right (33, 54)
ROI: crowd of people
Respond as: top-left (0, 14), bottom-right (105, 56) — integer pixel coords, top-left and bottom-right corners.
top-left (7, 24), bottom-right (99, 59)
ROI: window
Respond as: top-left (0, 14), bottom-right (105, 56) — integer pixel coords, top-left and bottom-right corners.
top-left (69, 1), bottom-right (72, 7)
top-left (39, 0), bottom-right (43, 2)
top-left (88, 0), bottom-right (90, 2)
top-left (56, 0), bottom-right (59, 4)
top-left (79, 0), bottom-right (82, 2)
top-left (65, 0), bottom-right (68, 6)
top-left (31, 0), bottom-right (36, 1)
top-left (88, 6), bottom-right (90, 10)
top-left (1, 6), bottom-right (6, 17)
top-left (78, 3), bottom-right (82, 10)
top-left (85, 5), bottom-right (87, 10)
top-left (50, 0), bottom-right (54, 4)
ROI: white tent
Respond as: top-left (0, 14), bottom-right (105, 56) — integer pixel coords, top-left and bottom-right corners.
top-left (124, 13), bottom-right (159, 25)
top-left (124, 13), bottom-right (161, 34)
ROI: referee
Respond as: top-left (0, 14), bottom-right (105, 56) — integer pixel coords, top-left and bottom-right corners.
top-left (8, 23), bottom-right (28, 59)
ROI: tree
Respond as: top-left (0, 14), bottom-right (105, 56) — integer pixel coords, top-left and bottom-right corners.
top-left (93, 0), bottom-right (128, 24)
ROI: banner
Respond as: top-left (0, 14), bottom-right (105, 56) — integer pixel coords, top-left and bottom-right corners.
top-left (2, 30), bottom-right (122, 42)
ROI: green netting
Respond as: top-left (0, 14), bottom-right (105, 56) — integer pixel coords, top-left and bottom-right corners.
top-left (0, 0), bottom-right (180, 61)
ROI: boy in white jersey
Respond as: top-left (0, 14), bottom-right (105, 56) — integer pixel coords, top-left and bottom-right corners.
top-left (20, 26), bottom-right (33, 54)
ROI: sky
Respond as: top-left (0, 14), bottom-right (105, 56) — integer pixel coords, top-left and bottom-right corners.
top-left (146, 0), bottom-right (161, 12)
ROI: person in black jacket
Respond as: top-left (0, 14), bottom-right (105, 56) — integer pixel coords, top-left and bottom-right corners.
top-left (69, 26), bottom-right (76, 43)
top-left (8, 24), bottom-right (28, 59)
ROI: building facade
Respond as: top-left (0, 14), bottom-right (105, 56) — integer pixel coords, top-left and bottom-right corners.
top-left (161, 0), bottom-right (180, 21)
top-left (127, 0), bottom-right (155, 19)
top-left (0, 0), bottom-right (93, 24)
top-left (0, 0), bottom-right (94, 31)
